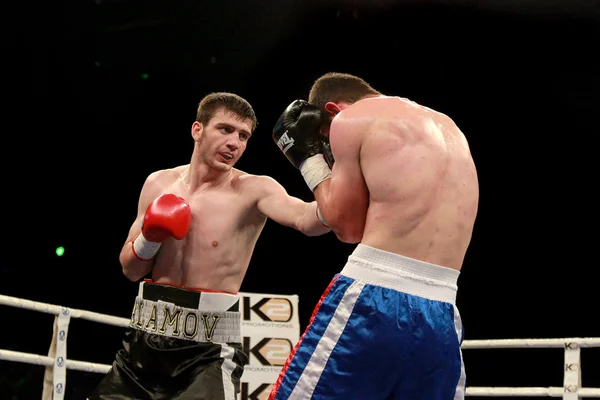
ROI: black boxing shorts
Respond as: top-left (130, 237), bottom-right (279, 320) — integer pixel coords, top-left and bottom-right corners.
top-left (88, 280), bottom-right (248, 400)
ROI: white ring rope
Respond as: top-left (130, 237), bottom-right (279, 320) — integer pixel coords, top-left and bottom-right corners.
top-left (466, 387), bottom-right (600, 397)
top-left (0, 348), bottom-right (111, 374)
top-left (1, 293), bottom-right (599, 398)
top-left (462, 338), bottom-right (600, 349)
top-left (0, 294), bottom-right (130, 327)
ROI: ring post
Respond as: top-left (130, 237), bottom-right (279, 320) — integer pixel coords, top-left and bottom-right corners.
top-left (563, 341), bottom-right (582, 400)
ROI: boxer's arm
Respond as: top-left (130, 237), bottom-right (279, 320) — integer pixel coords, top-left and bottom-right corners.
top-left (119, 171), bottom-right (164, 281)
top-left (254, 176), bottom-right (331, 236)
top-left (313, 121), bottom-right (368, 243)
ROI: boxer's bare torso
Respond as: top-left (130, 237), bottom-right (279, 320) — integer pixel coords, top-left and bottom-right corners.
top-left (124, 167), bottom-right (273, 293)
top-left (332, 96), bottom-right (479, 271)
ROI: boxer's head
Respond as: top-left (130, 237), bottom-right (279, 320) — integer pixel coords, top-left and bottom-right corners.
top-left (192, 92), bottom-right (257, 171)
top-left (195, 92), bottom-right (257, 133)
top-left (308, 72), bottom-right (380, 136)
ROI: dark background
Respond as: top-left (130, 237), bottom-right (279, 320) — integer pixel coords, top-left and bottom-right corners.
top-left (2, 0), bottom-right (599, 398)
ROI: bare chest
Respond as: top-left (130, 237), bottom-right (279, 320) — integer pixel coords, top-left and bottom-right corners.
top-left (167, 184), bottom-right (259, 243)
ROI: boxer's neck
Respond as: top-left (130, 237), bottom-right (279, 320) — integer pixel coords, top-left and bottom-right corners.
top-left (184, 152), bottom-right (232, 191)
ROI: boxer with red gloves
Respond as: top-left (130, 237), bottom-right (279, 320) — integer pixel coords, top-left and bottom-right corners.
top-left (89, 92), bottom-right (330, 400)
top-left (131, 193), bottom-right (191, 261)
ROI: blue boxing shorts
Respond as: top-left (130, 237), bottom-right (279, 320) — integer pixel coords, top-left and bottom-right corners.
top-left (269, 244), bottom-right (466, 400)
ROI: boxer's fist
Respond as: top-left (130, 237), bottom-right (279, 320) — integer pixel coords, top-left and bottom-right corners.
top-left (273, 100), bottom-right (324, 169)
top-left (142, 193), bottom-right (191, 242)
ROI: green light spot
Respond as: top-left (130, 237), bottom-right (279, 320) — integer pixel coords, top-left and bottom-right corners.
top-left (56, 246), bottom-right (65, 256)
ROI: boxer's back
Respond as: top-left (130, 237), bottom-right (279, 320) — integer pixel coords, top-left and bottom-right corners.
top-left (340, 96), bottom-right (478, 270)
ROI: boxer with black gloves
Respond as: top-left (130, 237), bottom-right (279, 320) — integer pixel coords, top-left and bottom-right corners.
top-left (269, 73), bottom-right (479, 400)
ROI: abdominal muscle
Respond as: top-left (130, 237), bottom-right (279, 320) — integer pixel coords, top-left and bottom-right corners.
top-left (148, 189), bottom-right (266, 293)
top-left (150, 236), bottom-right (256, 293)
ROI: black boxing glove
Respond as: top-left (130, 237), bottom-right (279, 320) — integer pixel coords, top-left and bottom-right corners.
top-left (273, 100), bottom-right (332, 191)
top-left (273, 100), bottom-right (324, 168)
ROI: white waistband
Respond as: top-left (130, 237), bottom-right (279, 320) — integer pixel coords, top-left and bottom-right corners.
top-left (340, 244), bottom-right (460, 304)
top-left (138, 281), bottom-right (240, 311)
top-left (130, 298), bottom-right (242, 343)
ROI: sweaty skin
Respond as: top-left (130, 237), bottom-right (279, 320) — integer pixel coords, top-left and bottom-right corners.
top-left (120, 110), bottom-right (328, 292)
top-left (316, 96), bottom-right (479, 271)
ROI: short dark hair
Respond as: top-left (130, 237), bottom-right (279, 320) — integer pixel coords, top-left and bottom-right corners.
top-left (308, 72), bottom-right (381, 111)
top-left (196, 92), bottom-right (258, 132)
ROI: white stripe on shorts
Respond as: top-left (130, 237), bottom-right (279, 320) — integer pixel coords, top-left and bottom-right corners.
top-left (220, 343), bottom-right (237, 400)
top-left (288, 280), bottom-right (365, 399)
top-left (453, 305), bottom-right (466, 400)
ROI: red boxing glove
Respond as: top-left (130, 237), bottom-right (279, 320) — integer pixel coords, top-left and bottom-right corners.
top-left (142, 193), bottom-right (192, 241)
top-left (132, 194), bottom-right (192, 260)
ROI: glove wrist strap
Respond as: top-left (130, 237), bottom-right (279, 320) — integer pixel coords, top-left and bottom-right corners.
top-left (299, 154), bottom-right (332, 192)
top-left (132, 233), bottom-right (162, 261)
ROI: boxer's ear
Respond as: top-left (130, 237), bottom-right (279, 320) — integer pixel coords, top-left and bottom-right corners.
top-left (191, 121), bottom-right (203, 142)
top-left (324, 102), bottom-right (342, 117)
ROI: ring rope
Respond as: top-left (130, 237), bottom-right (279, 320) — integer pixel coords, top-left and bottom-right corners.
top-left (0, 294), bottom-right (130, 328)
top-left (466, 387), bottom-right (600, 397)
top-left (462, 338), bottom-right (600, 349)
top-left (0, 348), bottom-right (111, 374)
top-left (1, 294), bottom-right (599, 398)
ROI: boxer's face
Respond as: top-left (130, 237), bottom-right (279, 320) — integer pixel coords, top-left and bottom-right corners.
top-left (192, 109), bottom-right (253, 171)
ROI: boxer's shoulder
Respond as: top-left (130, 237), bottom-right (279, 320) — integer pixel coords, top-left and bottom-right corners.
top-left (145, 165), bottom-right (187, 182)
top-left (340, 95), bottom-right (394, 115)
top-left (140, 165), bottom-right (186, 191)
top-left (236, 172), bottom-right (276, 187)
top-left (331, 98), bottom-right (392, 133)
top-left (236, 172), bottom-right (287, 198)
